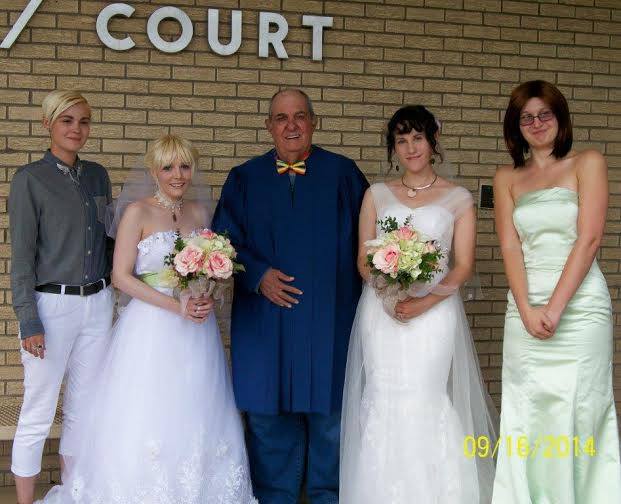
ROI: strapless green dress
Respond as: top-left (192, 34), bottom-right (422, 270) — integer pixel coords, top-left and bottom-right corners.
top-left (492, 187), bottom-right (621, 504)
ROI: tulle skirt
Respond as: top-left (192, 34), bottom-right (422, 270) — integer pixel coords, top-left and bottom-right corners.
top-left (39, 296), bottom-right (256, 504)
top-left (340, 286), bottom-right (497, 503)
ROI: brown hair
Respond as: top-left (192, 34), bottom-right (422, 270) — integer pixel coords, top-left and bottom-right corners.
top-left (503, 80), bottom-right (572, 168)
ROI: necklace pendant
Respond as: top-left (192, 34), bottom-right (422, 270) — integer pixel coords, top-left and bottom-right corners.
top-left (407, 188), bottom-right (417, 198)
top-left (172, 212), bottom-right (177, 223)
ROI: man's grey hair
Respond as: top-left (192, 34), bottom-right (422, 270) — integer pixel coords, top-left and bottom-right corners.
top-left (267, 88), bottom-right (316, 120)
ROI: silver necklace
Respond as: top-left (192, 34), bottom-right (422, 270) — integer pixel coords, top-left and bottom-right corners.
top-left (401, 173), bottom-right (438, 198)
top-left (154, 189), bottom-right (183, 222)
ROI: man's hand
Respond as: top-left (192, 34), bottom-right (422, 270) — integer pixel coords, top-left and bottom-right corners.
top-left (260, 268), bottom-right (303, 308)
top-left (22, 333), bottom-right (45, 359)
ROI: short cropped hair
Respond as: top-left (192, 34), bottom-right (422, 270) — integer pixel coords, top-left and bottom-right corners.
top-left (503, 80), bottom-right (572, 168)
top-left (145, 134), bottom-right (199, 177)
top-left (42, 90), bottom-right (90, 125)
top-left (385, 105), bottom-right (442, 166)
top-left (268, 88), bottom-right (316, 120)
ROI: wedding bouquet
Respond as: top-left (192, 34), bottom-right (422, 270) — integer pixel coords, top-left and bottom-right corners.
top-left (366, 216), bottom-right (443, 314)
top-left (162, 229), bottom-right (245, 308)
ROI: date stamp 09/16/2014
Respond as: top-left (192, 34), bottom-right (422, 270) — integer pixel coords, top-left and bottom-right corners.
top-left (463, 435), bottom-right (597, 459)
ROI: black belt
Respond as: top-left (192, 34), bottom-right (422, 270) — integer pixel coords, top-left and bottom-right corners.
top-left (35, 277), bottom-right (110, 296)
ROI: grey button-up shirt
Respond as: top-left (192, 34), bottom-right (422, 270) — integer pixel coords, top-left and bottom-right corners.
top-left (9, 150), bottom-right (113, 338)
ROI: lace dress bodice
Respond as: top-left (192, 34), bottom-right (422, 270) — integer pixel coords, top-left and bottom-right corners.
top-left (135, 230), bottom-right (177, 276)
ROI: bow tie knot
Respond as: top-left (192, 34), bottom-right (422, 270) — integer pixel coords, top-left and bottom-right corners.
top-left (276, 159), bottom-right (306, 175)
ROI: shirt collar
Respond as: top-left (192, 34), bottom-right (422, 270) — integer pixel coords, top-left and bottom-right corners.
top-left (43, 150), bottom-right (82, 178)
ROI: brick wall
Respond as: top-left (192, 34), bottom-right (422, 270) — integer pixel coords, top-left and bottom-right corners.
top-left (0, 0), bottom-right (620, 486)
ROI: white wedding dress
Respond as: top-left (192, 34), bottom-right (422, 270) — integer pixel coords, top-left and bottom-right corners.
top-left (40, 230), bottom-right (256, 504)
top-left (340, 183), bottom-right (497, 504)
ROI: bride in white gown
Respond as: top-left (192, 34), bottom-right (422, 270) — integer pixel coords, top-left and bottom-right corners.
top-left (340, 106), bottom-right (497, 503)
top-left (40, 135), bottom-right (256, 504)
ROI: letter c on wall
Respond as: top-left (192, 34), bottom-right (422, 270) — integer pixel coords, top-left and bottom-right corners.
top-left (96, 3), bottom-right (136, 51)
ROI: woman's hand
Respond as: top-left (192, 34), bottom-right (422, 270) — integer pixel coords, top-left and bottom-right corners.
top-left (22, 334), bottom-right (45, 359)
top-left (184, 294), bottom-right (214, 323)
top-left (543, 306), bottom-right (562, 334)
top-left (521, 306), bottom-right (554, 339)
top-left (394, 296), bottom-right (431, 322)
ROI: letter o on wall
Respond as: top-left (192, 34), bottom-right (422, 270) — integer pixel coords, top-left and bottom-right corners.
top-left (147, 7), bottom-right (193, 53)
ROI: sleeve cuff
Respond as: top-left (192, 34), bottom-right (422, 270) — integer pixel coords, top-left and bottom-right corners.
top-left (254, 268), bottom-right (270, 294)
top-left (19, 319), bottom-right (44, 339)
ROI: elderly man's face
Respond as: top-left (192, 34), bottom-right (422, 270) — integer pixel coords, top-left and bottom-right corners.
top-left (266, 91), bottom-right (316, 162)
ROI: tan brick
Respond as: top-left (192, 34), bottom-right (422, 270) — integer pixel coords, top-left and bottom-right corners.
top-left (215, 99), bottom-right (258, 113)
top-left (406, 7), bottom-right (445, 22)
top-left (405, 64), bottom-right (444, 78)
top-left (193, 82), bottom-right (237, 97)
top-left (365, 32), bottom-right (404, 48)
top-left (363, 89), bottom-right (403, 104)
top-left (102, 109), bottom-right (146, 124)
top-left (344, 17), bottom-right (384, 33)
top-left (150, 81), bottom-right (193, 95)
top-left (323, 88), bottom-right (363, 103)
top-left (383, 77), bottom-right (423, 91)
top-left (9, 44), bottom-right (55, 59)
top-left (383, 48), bottom-right (423, 63)
top-left (366, 4), bottom-right (405, 19)
top-left (424, 50), bottom-right (462, 65)
top-left (343, 46), bottom-right (384, 60)
top-left (81, 62), bottom-right (125, 77)
top-left (558, 18), bottom-right (594, 33)
top-left (464, 0), bottom-right (501, 12)
top-left (343, 75), bottom-right (383, 89)
top-left (104, 79), bottom-right (148, 93)
top-left (31, 29), bottom-right (78, 44)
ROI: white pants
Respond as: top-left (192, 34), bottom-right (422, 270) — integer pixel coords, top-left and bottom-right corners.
top-left (11, 287), bottom-right (114, 477)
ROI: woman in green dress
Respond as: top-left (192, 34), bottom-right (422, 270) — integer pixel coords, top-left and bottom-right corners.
top-left (492, 80), bottom-right (621, 503)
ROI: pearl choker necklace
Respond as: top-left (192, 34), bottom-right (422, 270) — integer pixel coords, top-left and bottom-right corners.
top-left (154, 190), bottom-right (183, 222)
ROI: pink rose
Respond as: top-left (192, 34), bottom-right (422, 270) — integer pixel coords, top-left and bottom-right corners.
top-left (205, 251), bottom-right (234, 279)
top-left (424, 242), bottom-right (437, 254)
top-left (396, 226), bottom-right (417, 241)
top-left (372, 243), bottom-right (400, 275)
top-left (199, 229), bottom-right (217, 239)
top-left (173, 244), bottom-right (205, 276)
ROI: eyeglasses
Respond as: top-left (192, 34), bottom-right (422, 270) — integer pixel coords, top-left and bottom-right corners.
top-left (519, 110), bottom-right (555, 126)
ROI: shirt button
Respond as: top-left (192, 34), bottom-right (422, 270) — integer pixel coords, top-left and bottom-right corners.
top-left (88, 226), bottom-right (91, 231)
top-left (87, 250), bottom-right (92, 255)
top-left (85, 202), bottom-right (89, 206)
top-left (84, 275), bottom-right (89, 280)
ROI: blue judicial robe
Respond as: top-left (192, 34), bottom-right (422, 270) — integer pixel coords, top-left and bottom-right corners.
top-left (212, 146), bottom-right (368, 415)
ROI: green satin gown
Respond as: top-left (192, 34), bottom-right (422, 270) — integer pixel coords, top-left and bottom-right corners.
top-left (492, 187), bottom-right (621, 504)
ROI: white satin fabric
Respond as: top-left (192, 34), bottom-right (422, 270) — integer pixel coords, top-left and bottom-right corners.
top-left (340, 183), bottom-right (497, 504)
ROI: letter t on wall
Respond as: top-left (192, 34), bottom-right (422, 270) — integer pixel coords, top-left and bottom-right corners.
top-left (302, 15), bottom-right (333, 61)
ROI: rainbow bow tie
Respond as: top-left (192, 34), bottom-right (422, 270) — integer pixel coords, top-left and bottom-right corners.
top-left (276, 159), bottom-right (306, 175)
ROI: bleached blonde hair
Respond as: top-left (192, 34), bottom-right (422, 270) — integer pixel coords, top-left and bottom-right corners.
top-left (145, 134), bottom-right (199, 177)
top-left (42, 90), bottom-right (90, 125)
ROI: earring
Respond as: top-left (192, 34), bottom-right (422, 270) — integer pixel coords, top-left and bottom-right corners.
top-left (430, 157), bottom-right (436, 165)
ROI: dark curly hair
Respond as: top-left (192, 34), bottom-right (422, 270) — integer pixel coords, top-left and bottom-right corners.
top-left (386, 105), bottom-right (442, 168)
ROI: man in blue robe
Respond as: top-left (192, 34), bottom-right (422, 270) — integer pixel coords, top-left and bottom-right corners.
top-left (212, 88), bottom-right (368, 504)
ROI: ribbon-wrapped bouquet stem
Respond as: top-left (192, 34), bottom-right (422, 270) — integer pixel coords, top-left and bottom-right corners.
top-left (366, 216), bottom-right (444, 317)
top-left (162, 229), bottom-right (245, 313)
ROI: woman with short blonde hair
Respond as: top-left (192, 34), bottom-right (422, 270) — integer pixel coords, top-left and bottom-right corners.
top-left (9, 90), bottom-right (114, 504)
